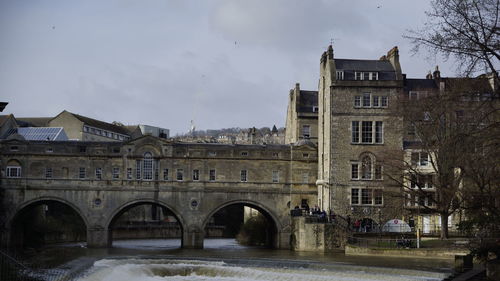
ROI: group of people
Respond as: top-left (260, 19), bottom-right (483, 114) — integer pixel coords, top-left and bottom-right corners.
top-left (351, 218), bottom-right (375, 232)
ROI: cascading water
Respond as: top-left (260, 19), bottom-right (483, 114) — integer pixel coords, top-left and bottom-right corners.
top-left (76, 258), bottom-right (447, 281)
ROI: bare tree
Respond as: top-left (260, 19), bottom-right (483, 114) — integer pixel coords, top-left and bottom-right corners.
top-left (405, 0), bottom-right (499, 83)
top-left (384, 78), bottom-right (497, 239)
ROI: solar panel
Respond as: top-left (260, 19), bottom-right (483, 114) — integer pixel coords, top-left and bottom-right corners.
top-left (8, 127), bottom-right (69, 141)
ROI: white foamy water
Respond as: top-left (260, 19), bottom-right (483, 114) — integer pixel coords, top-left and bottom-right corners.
top-left (76, 258), bottom-right (446, 281)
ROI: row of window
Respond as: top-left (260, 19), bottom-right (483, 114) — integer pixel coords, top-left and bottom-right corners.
top-left (351, 188), bottom-right (383, 205)
top-left (351, 121), bottom-right (383, 144)
top-left (406, 193), bottom-right (435, 207)
top-left (354, 93), bottom-right (388, 108)
top-left (351, 160), bottom-right (383, 180)
top-left (74, 167), bottom-right (284, 183)
top-left (7, 165), bottom-right (314, 184)
top-left (335, 71), bottom-right (379, 81)
top-left (411, 152), bottom-right (430, 166)
top-left (83, 125), bottom-right (129, 141)
top-left (409, 174), bottom-right (433, 189)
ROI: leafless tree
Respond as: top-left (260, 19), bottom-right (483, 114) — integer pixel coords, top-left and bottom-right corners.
top-left (405, 0), bottom-right (499, 84)
top-left (384, 78), bottom-right (497, 239)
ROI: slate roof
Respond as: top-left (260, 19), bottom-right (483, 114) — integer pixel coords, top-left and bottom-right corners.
top-left (16, 117), bottom-right (51, 127)
top-left (67, 111), bottom-right (130, 135)
top-left (334, 59), bottom-right (395, 72)
top-left (298, 90), bottom-right (318, 113)
top-left (404, 79), bottom-right (438, 92)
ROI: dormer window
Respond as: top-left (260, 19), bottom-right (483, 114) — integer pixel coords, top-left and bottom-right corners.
top-left (355, 72), bottom-right (379, 81)
top-left (336, 70), bottom-right (344, 80)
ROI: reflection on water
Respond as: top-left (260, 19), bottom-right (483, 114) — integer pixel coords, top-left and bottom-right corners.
top-left (77, 258), bottom-right (447, 281)
top-left (27, 239), bottom-right (453, 280)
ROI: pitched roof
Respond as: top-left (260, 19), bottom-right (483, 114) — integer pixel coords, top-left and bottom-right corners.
top-left (3, 127), bottom-right (68, 141)
top-left (404, 79), bottom-right (438, 91)
top-left (16, 117), bottom-right (52, 127)
top-left (298, 90), bottom-right (318, 113)
top-left (0, 114), bottom-right (14, 128)
top-left (65, 111), bottom-right (130, 135)
top-left (334, 59), bottom-right (395, 72)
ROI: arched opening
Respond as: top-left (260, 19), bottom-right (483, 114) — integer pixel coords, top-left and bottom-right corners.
top-left (107, 202), bottom-right (184, 249)
top-left (10, 200), bottom-right (87, 249)
top-left (203, 202), bottom-right (279, 249)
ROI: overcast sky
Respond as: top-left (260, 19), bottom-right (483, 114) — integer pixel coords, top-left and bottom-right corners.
top-left (0, 0), bottom-right (457, 135)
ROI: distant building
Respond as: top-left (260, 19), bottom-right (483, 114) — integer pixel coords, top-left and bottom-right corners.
top-left (0, 114), bottom-right (18, 139)
top-left (49, 110), bottom-right (131, 141)
top-left (137, 124), bottom-right (169, 139)
top-left (285, 83), bottom-right (318, 144)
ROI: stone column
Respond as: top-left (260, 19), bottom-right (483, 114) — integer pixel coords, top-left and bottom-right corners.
top-left (278, 228), bottom-right (291, 249)
top-left (87, 226), bottom-right (110, 248)
top-left (182, 226), bottom-right (204, 249)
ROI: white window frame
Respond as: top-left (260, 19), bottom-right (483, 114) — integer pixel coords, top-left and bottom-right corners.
top-left (6, 166), bottom-right (21, 178)
top-left (302, 125), bottom-right (311, 138)
top-left (95, 168), bottom-right (102, 180)
top-left (79, 167), bottom-right (86, 179)
top-left (372, 95), bottom-right (380, 107)
top-left (176, 169), bottom-right (184, 181)
top-left (112, 167), bottom-right (120, 179)
top-left (272, 170), bottom-right (279, 183)
top-left (127, 168), bottom-right (132, 180)
top-left (240, 170), bottom-right (248, 182)
top-left (163, 168), bottom-right (169, 180)
top-left (142, 152), bottom-right (154, 180)
top-left (381, 96), bottom-right (388, 107)
top-left (192, 169), bottom-right (200, 181)
top-left (209, 169), bottom-right (216, 181)
top-left (354, 96), bottom-right (361, 107)
top-left (336, 70), bottom-right (344, 80)
top-left (362, 93), bottom-right (371, 107)
top-left (351, 121), bottom-right (384, 144)
top-left (355, 72), bottom-right (363, 80)
top-left (45, 167), bottom-right (53, 179)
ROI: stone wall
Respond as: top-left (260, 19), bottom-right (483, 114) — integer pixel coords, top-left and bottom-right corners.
top-left (290, 217), bottom-right (347, 252)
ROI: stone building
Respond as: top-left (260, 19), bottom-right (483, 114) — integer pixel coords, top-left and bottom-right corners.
top-left (49, 110), bottom-right (132, 141)
top-left (285, 83), bottom-right (318, 144)
top-left (313, 45), bottom-right (404, 225)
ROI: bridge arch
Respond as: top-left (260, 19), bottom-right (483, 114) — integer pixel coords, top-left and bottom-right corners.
top-left (8, 196), bottom-right (89, 229)
top-left (202, 199), bottom-right (282, 248)
top-left (105, 199), bottom-right (186, 247)
top-left (8, 196), bottom-right (88, 249)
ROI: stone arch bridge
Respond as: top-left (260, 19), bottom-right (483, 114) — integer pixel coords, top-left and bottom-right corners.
top-left (0, 136), bottom-right (318, 249)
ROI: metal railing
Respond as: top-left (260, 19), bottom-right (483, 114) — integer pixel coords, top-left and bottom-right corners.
top-left (347, 236), bottom-right (418, 249)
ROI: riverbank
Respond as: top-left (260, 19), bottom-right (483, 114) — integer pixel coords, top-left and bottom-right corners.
top-left (345, 245), bottom-right (469, 259)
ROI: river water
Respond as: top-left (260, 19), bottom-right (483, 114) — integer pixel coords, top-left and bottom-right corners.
top-left (27, 239), bottom-right (453, 281)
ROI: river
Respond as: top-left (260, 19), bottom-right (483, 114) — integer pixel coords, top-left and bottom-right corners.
top-left (23, 239), bottom-right (453, 281)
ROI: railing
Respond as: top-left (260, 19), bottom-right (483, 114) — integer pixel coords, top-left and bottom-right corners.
top-left (347, 236), bottom-right (418, 249)
top-left (290, 209), bottom-right (351, 231)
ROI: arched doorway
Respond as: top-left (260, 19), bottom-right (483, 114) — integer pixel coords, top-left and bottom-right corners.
top-left (107, 201), bottom-right (185, 249)
top-left (203, 201), bottom-right (279, 249)
top-left (10, 199), bottom-right (87, 249)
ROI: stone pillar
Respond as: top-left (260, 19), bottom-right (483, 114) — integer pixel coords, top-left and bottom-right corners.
top-left (87, 226), bottom-right (110, 248)
top-left (278, 229), bottom-right (291, 249)
top-left (182, 226), bottom-right (204, 249)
